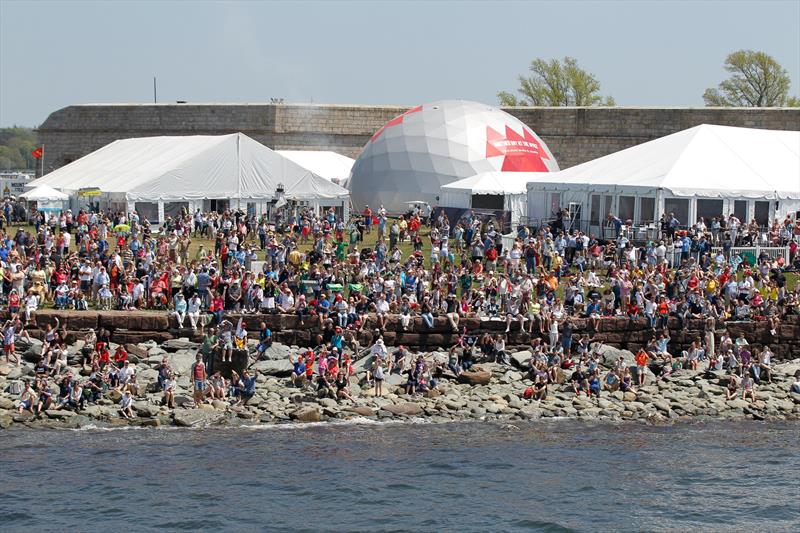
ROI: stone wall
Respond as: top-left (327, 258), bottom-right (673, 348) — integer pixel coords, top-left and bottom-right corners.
top-left (23, 310), bottom-right (800, 360)
top-left (37, 103), bottom-right (800, 175)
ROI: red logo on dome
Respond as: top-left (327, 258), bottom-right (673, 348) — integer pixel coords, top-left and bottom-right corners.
top-left (370, 105), bottom-right (423, 142)
top-left (486, 125), bottom-right (550, 172)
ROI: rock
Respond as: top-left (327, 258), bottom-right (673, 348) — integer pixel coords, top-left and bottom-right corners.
top-left (133, 403), bottom-right (160, 418)
top-left (383, 402), bottom-right (423, 416)
top-left (595, 344), bottom-right (636, 368)
top-left (252, 359), bottom-right (293, 377)
top-left (139, 418), bottom-right (161, 427)
top-left (510, 350), bottom-right (532, 369)
top-left (162, 338), bottom-right (199, 352)
top-left (348, 406), bottom-right (376, 417)
top-left (173, 409), bottom-right (225, 427)
top-left (169, 351), bottom-right (198, 376)
top-left (289, 406), bottom-right (321, 422)
top-left (652, 399), bottom-right (672, 413)
top-left (457, 368), bottom-right (492, 386)
top-left (623, 392), bottom-right (637, 402)
top-left (318, 398), bottom-right (339, 409)
top-left (211, 400), bottom-right (228, 410)
top-left (45, 409), bottom-right (75, 419)
top-left (0, 397), bottom-right (14, 410)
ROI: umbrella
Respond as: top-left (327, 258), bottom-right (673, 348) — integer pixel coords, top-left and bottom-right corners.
top-left (404, 200), bottom-right (428, 205)
top-left (114, 224), bottom-right (131, 232)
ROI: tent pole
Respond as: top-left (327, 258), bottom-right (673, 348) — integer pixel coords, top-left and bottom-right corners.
top-left (236, 134), bottom-right (242, 210)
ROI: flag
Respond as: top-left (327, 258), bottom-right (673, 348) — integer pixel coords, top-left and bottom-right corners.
top-left (31, 146), bottom-right (44, 159)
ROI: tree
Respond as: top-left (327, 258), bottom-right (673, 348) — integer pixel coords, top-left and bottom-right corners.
top-left (0, 127), bottom-right (38, 170)
top-left (498, 56), bottom-right (615, 107)
top-left (703, 50), bottom-right (798, 107)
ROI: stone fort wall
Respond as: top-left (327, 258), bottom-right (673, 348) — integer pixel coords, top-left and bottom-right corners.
top-left (37, 103), bottom-right (800, 175)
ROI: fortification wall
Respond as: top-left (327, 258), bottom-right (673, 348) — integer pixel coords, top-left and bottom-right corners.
top-left (37, 103), bottom-right (800, 175)
top-left (24, 310), bottom-right (800, 361)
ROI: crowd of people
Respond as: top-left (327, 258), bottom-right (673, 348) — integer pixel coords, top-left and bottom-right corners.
top-left (4, 200), bottom-right (800, 417)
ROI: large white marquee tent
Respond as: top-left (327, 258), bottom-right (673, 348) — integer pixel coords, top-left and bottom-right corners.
top-left (276, 150), bottom-right (355, 184)
top-left (526, 124), bottom-right (800, 238)
top-left (30, 133), bottom-right (350, 221)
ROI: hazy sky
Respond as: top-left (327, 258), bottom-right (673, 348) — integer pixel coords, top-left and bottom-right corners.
top-left (1, 0), bottom-right (799, 127)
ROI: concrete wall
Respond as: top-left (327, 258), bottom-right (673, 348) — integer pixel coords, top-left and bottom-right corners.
top-left (37, 103), bottom-right (800, 175)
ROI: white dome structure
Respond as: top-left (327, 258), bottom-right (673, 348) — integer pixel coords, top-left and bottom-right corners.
top-left (348, 99), bottom-right (559, 213)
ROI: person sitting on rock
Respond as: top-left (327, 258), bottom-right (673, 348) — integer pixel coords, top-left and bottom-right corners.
top-left (334, 371), bottom-right (354, 402)
top-left (725, 374), bottom-right (739, 400)
top-left (291, 356), bottom-right (307, 388)
top-left (741, 371), bottom-right (756, 403)
top-left (604, 370), bottom-right (620, 392)
top-left (532, 375), bottom-right (548, 401)
top-left (208, 371), bottom-right (227, 400)
top-left (570, 365), bottom-right (589, 396)
top-left (239, 370), bottom-right (257, 405)
top-left (119, 390), bottom-right (134, 419)
top-left (588, 369), bottom-right (602, 398)
top-left (315, 372), bottom-right (335, 399)
top-left (163, 371), bottom-right (177, 408)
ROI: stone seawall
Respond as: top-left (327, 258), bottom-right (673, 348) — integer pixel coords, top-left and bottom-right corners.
top-left (22, 310), bottom-right (800, 360)
top-left (37, 103), bottom-right (800, 175)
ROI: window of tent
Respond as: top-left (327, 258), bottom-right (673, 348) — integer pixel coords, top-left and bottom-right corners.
top-left (639, 197), bottom-right (655, 224)
top-left (618, 196), bottom-right (635, 222)
top-left (471, 194), bottom-right (504, 211)
top-left (696, 199), bottom-right (724, 223)
top-left (134, 202), bottom-right (158, 222)
top-left (754, 201), bottom-right (770, 227)
top-left (590, 194), bottom-right (601, 225)
top-left (164, 202), bottom-right (189, 219)
top-left (548, 192), bottom-right (561, 217)
top-left (734, 200), bottom-right (747, 222)
top-left (664, 198), bottom-right (689, 226)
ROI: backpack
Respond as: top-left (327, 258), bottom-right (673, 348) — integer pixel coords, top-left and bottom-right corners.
top-left (523, 386), bottom-right (534, 399)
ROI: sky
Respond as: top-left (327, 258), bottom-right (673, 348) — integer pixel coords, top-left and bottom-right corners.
top-left (1, 0), bottom-right (799, 127)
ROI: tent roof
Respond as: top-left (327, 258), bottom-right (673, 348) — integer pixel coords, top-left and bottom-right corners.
top-left (442, 172), bottom-right (546, 195)
top-left (527, 124), bottom-right (800, 199)
top-left (20, 184), bottom-right (69, 201)
top-left (276, 150), bottom-right (354, 182)
top-left (30, 133), bottom-right (349, 202)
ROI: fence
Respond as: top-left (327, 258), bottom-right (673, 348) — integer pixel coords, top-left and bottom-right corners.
top-left (710, 246), bottom-right (790, 264)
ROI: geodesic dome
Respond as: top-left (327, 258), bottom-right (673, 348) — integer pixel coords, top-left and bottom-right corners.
top-left (348, 99), bottom-right (559, 213)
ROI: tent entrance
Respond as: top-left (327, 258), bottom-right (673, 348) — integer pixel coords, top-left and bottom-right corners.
top-left (471, 194), bottom-right (503, 211)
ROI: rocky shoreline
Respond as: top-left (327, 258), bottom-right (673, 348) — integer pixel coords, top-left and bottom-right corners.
top-left (2, 336), bottom-right (799, 430)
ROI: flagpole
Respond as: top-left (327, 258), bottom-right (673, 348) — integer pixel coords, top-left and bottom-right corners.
top-left (41, 144), bottom-right (45, 178)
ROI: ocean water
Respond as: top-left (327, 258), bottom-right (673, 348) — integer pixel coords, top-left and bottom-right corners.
top-left (0, 419), bottom-right (797, 532)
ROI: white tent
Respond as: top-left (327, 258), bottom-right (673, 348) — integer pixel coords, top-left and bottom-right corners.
top-left (20, 184), bottom-right (69, 214)
top-left (20, 184), bottom-right (69, 201)
top-left (442, 172), bottom-right (545, 225)
top-left (526, 124), bottom-right (800, 237)
top-left (276, 150), bottom-right (355, 184)
top-left (30, 133), bottom-right (350, 220)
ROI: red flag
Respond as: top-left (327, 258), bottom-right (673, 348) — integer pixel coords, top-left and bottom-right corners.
top-left (31, 146), bottom-right (44, 159)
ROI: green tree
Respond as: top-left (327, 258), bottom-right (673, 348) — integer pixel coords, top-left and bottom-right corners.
top-left (703, 50), bottom-right (798, 107)
top-left (498, 57), bottom-right (615, 106)
top-left (0, 127), bottom-right (38, 170)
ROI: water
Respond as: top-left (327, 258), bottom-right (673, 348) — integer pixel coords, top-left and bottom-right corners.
top-left (0, 419), bottom-right (798, 532)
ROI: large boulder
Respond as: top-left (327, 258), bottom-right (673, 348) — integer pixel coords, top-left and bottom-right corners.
top-left (162, 338), bottom-right (200, 352)
top-left (173, 409), bottom-right (226, 427)
top-left (458, 368), bottom-right (492, 386)
top-left (170, 351), bottom-right (199, 377)
top-left (289, 406), bottom-right (321, 422)
top-left (383, 402), bottom-right (423, 416)
top-left (594, 344), bottom-right (636, 368)
top-left (510, 350), bottom-right (532, 369)
top-left (252, 359), bottom-right (293, 377)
